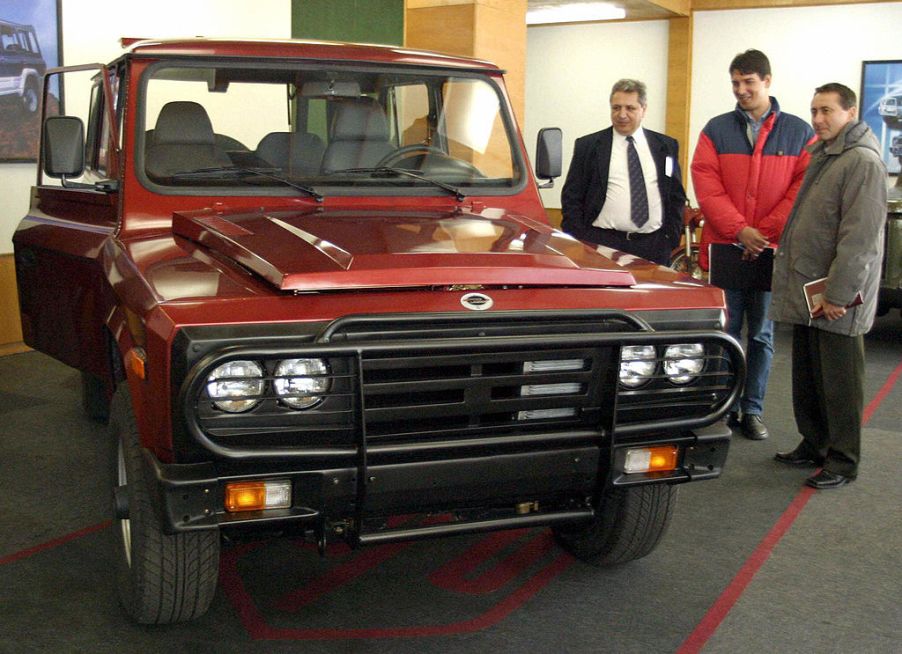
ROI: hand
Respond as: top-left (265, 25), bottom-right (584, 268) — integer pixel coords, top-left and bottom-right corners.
top-left (814, 299), bottom-right (847, 321)
top-left (737, 226), bottom-right (770, 257)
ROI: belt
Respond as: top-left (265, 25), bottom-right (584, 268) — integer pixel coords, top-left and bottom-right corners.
top-left (599, 228), bottom-right (658, 241)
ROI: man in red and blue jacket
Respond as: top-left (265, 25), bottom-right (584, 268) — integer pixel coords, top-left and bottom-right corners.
top-left (691, 49), bottom-right (815, 441)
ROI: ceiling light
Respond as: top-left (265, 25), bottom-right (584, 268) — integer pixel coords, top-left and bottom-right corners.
top-left (526, 2), bottom-right (626, 25)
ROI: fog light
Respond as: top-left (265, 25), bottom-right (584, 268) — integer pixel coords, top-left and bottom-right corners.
top-left (225, 480), bottom-right (291, 512)
top-left (623, 446), bottom-right (679, 473)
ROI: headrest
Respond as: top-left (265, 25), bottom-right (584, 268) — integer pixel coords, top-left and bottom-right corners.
top-left (256, 132), bottom-right (325, 164)
top-left (330, 98), bottom-right (390, 142)
top-left (152, 101), bottom-right (216, 146)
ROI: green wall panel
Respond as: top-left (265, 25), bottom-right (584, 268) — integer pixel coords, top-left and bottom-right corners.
top-left (292, 0), bottom-right (404, 45)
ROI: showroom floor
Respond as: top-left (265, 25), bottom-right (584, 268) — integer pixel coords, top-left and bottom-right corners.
top-left (1, 316), bottom-right (900, 654)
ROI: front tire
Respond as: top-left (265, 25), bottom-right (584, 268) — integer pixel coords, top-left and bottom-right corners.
top-left (553, 484), bottom-right (677, 565)
top-left (21, 78), bottom-right (40, 114)
top-left (109, 386), bottom-right (220, 624)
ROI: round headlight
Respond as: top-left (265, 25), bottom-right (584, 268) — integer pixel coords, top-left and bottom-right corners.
top-left (206, 360), bottom-right (264, 413)
top-left (663, 343), bottom-right (705, 384)
top-left (619, 345), bottom-right (657, 388)
top-left (274, 358), bottom-right (330, 410)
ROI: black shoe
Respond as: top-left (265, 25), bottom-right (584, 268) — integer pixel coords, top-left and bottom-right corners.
top-left (805, 469), bottom-right (853, 489)
top-left (726, 411), bottom-right (741, 428)
top-left (774, 446), bottom-right (823, 467)
top-left (741, 414), bottom-right (769, 440)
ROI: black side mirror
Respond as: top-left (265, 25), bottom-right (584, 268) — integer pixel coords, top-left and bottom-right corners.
top-left (43, 116), bottom-right (85, 179)
top-left (535, 127), bottom-right (562, 189)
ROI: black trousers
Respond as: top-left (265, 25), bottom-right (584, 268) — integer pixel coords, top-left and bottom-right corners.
top-left (590, 228), bottom-right (672, 266)
top-left (791, 325), bottom-right (864, 478)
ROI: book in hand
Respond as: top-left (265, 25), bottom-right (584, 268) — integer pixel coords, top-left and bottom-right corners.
top-left (708, 243), bottom-right (775, 291)
top-left (803, 277), bottom-right (863, 318)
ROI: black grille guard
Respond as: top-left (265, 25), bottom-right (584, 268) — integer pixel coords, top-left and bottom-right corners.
top-left (179, 310), bottom-right (746, 461)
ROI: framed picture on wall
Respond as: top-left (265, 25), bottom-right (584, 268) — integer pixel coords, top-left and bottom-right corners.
top-left (0, 0), bottom-right (62, 162)
top-left (860, 59), bottom-right (902, 176)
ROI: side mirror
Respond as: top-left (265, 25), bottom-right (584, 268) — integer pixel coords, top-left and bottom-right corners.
top-left (43, 116), bottom-right (85, 179)
top-left (535, 127), bottom-right (562, 189)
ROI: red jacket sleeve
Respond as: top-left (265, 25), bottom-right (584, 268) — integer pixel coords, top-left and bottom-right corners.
top-left (756, 136), bottom-right (816, 243)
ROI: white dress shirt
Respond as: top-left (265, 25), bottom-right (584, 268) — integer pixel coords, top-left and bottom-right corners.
top-left (592, 128), bottom-right (664, 234)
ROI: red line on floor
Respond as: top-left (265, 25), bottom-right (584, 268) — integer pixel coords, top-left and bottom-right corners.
top-left (675, 357), bottom-right (902, 654)
top-left (863, 357), bottom-right (902, 425)
top-left (0, 521), bottom-right (111, 566)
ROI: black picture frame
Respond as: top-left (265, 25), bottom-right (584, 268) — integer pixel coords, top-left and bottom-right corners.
top-left (860, 59), bottom-right (902, 176)
top-left (0, 0), bottom-right (62, 162)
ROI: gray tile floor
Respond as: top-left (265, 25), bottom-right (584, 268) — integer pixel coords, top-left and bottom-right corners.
top-left (1, 316), bottom-right (900, 653)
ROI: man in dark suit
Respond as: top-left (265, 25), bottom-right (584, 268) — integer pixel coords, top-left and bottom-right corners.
top-left (561, 79), bottom-right (686, 265)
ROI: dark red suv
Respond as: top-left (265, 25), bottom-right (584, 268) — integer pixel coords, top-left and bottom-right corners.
top-left (14, 38), bottom-right (744, 624)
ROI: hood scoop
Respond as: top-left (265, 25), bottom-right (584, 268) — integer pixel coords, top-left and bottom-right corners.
top-left (173, 206), bottom-right (638, 292)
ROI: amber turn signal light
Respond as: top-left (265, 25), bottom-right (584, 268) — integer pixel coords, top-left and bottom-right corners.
top-left (623, 445), bottom-right (679, 474)
top-left (224, 480), bottom-right (291, 512)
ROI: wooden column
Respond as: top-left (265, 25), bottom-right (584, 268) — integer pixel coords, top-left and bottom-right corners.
top-left (665, 15), bottom-right (693, 175)
top-left (405, 0), bottom-right (527, 125)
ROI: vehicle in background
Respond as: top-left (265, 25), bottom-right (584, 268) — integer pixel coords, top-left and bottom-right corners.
top-left (0, 19), bottom-right (45, 114)
top-left (14, 38), bottom-right (743, 624)
top-left (878, 92), bottom-right (902, 128)
top-left (881, 172), bottom-right (902, 317)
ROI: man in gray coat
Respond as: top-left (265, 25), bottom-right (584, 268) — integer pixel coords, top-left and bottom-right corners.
top-left (770, 82), bottom-right (887, 489)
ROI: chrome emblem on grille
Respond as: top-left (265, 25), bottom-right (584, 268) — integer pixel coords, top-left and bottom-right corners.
top-left (460, 292), bottom-right (493, 311)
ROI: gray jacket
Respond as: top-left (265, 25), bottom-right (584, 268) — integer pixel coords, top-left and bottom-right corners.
top-left (770, 120), bottom-right (887, 336)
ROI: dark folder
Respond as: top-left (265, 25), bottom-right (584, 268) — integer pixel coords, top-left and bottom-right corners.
top-left (708, 243), bottom-right (774, 291)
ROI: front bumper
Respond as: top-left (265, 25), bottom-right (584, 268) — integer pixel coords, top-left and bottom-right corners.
top-left (142, 421), bottom-right (731, 538)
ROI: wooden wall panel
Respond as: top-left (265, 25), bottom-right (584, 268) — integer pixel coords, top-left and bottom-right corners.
top-left (406, 4), bottom-right (476, 58)
top-left (473, 0), bottom-right (527, 124)
top-left (0, 254), bottom-right (28, 355)
top-left (405, 0), bottom-right (527, 124)
top-left (665, 16), bottom-right (693, 175)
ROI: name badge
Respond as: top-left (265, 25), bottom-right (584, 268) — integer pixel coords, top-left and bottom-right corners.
top-left (665, 156), bottom-right (674, 177)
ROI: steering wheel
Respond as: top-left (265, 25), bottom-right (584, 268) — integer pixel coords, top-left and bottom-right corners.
top-left (376, 144), bottom-right (446, 168)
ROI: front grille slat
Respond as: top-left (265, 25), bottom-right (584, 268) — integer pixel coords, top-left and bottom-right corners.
top-left (361, 347), bottom-right (602, 443)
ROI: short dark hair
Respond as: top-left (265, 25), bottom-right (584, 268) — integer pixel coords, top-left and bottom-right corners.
top-left (610, 79), bottom-right (647, 107)
top-left (729, 49), bottom-right (771, 79)
top-left (814, 82), bottom-right (857, 110)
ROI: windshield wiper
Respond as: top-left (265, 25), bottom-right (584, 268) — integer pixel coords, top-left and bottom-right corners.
top-left (169, 166), bottom-right (324, 202)
top-left (340, 167), bottom-right (466, 202)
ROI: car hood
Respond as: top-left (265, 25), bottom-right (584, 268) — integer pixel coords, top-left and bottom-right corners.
top-left (171, 205), bottom-right (640, 292)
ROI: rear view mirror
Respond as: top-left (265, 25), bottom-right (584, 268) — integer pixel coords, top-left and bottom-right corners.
top-left (535, 127), bottom-right (562, 188)
top-left (43, 116), bottom-right (85, 179)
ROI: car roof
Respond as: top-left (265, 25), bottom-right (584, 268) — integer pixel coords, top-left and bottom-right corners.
top-left (122, 37), bottom-right (502, 73)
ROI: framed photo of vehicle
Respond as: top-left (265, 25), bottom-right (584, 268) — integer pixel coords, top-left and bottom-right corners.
top-left (860, 59), bottom-right (902, 176)
top-left (0, 0), bottom-right (61, 162)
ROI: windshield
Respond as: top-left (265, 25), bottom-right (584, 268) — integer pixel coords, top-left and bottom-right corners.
top-left (140, 63), bottom-right (521, 195)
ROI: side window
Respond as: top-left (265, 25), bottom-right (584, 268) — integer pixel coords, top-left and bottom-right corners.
top-left (40, 66), bottom-right (116, 187)
top-left (85, 82), bottom-right (105, 174)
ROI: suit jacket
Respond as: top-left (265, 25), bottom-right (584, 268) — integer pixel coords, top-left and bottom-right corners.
top-left (560, 126), bottom-right (686, 250)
